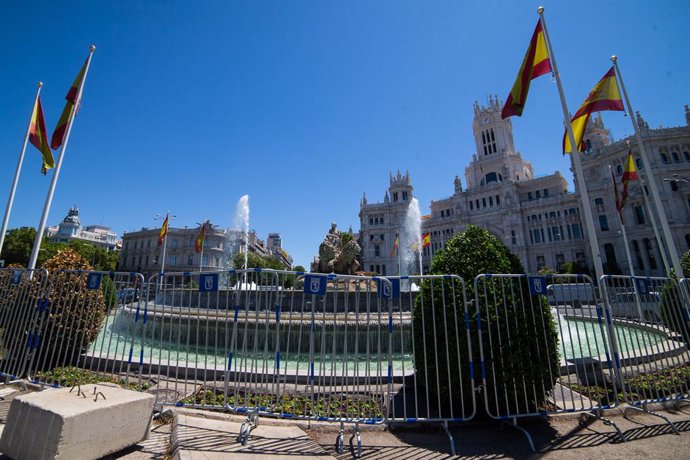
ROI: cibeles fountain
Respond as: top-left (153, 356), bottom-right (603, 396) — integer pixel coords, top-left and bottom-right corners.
top-left (94, 196), bottom-right (414, 382)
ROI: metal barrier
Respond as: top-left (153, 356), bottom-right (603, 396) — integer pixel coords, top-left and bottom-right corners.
top-left (0, 268), bottom-right (50, 383)
top-left (382, 275), bottom-right (472, 456)
top-left (601, 275), bottom-right (690, 432)
top-left (474, 274), bottom-right (623, 449)
top-left (26, 270), bottom-right (145, 389)
top-left (138, 269), bottom-right (392, 457)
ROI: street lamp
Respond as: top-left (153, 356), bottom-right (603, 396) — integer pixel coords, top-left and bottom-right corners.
top-left (663, 174), bottom-right (690, 192)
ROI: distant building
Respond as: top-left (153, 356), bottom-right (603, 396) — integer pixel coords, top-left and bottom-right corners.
top-left (359, 98), bottom-right (690, 276)
top-left (45, 207), bottom-right (120, 251)
top-left (119, 225), bottom-right (293, 277)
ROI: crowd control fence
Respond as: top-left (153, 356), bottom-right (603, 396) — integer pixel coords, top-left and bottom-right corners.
top-left (0, 268), bottom-right (689, 455)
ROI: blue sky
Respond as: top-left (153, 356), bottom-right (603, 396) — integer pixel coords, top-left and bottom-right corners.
top-left (1, 1), bottom-right (689, 268)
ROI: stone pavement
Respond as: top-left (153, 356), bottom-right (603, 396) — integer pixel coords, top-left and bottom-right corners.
top-left (1, 384), bottom-right (690, 459)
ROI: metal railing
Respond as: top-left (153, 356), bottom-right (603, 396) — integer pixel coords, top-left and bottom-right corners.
top-left (0, 268), bottom-right (689, 455)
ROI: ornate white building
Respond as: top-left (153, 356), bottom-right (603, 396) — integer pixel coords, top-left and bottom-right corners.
top-left (45, 207), bottom-right (120, 251)
top-left (359, 98), bottom-right (690, 276)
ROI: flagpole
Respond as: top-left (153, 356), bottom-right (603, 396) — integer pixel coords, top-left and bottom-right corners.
top-left (639, 175), bottom-right (670, 274)
top-left (28, 46), bottom-right (96, 271)
top-left (611, 164), bottom-right (645, 319)
top-left (0, 83), bottom-right (44, 259)
top-left (199, 222), bottom-right (205, 272)
top-left (538, 7), bottom-right (605, 281)
top-left (611, 56), bottom-right (683, 278)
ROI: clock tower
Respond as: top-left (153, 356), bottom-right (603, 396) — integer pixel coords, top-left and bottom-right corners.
top-left (465, 96), bottom-right (533, 190)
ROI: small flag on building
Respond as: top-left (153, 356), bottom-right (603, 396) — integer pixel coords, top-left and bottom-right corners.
top-left (390, 234), bottom-right (399, 257)
top-left (563, 67), bottom-right (624, 154)
top-left (195, 223), bottom-right (207, 253)
top-left (501, 20), bottom-right (552, 119)
top-left (618, 149), bottom-right (638, 211)
top-left (422, 232), bottom-right (431, 248)
top-left (28, 96), bottom-right (54, 174)
top-left (158, 214), bottom-right (169, 246)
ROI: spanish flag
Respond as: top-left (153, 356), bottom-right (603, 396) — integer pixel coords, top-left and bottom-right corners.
top-left (195, 223), bottom-right (206, 253)
top-left (29, 96), bottom-right (54, 175)
top-left (158, 214), bottom-right (169, 246)
top-left (51, 56), bottom-right (89, 150)
top-left (617, 149), bottom-right (638, 211)
top-left (501, 20), bottom-right (552, 119)
top-left (422, 232), bottom-right (431, 248)
top-left (390, 235), bottom-right (399, 257)
top-left (563, 67), bottom-right (624, 153)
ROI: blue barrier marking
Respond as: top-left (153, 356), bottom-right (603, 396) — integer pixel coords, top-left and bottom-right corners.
top-left (469, 362), bottom-right (474, 380)
top-left (453, 417), bottom-right (465, 422)
top-left (128, 348), bottom-right (134, 364)
top-left (596, 307), bottom-right (603, 322)
top-left (389, 317), bottom-right (393, 334)
top-left (401, 275), bottom-right (409, 280)
top-left (576, 274), bottom-right (584, 282)
top-left (176, 402), bottom-right (184, 407)
top-left (465, 312), bottom-right (470, 330)
top-left (295, 271), bottom-right (305, 275)
top-left (388, 365), bottom-right (392, 384)
top-left (183, 272), bottom-right (190, 277)
top-left (476, 311), bottom-right (482, 330)
top-left (443, 275), bottom-right (452, 280)
top-left (140, 349), bottom-right (144, 365)
top-left (234, 306), bottom-right (240, 322)
top-left (605, 309), bottom-right (613, 325)
top-left (253, 268), bottom-right (262, 272)
top-left (275, 306), bottom-right (281, 323)
top-left (26, 334), bottom-right (33, 349)
top-left (33, 335), bottom-right (40, 349)
top-left (228, 352), bottom-right (233, 370)
top-left (135, 306), bottom-right (140, 322)
top-left (614, 352), bottom-right (621, 369)
top-left (327, 274), bottom-right (336, 280)
top-left (485, 274), bottom-right (493, 279)
top-left (310, 363), bottom-right (315, 382)
top-left (143, 306), bottom-right (148, 324)
top-left (318, 416), bottom-right (329, 421)
top-left (683, 309), bottom-right (690, 322)
top-left (521, 274), bottom-right (528, 278)
top-left (405, 418), bottom-right (418, 422)
top-left (276, 352), bottom-right (280, 371)
top-left (480, 361), bottom-right (486, 380)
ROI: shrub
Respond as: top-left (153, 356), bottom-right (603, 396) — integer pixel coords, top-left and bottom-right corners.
top-left (660, 271), bottom-right (690, 345)
top-left (412, 225), bottom-right (559, 418)
top-left (0, 249), bottom-right (109, 373)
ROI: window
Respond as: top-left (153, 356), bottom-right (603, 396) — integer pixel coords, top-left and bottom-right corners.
top-left (643, 238), bottom-right (658, 270)
top-left (485, 172), bottom-right (498, 184)
top-left (169, 255), bottom-right (176, 266)
top-left (131, 257), bottom-right (135, 266)
top-left (188, 256), bottom-right (194, 265)
top-left (393, 192), bottom-right (398, 201)
top-left (369, 217), bottom-right (373, 225)
top-left (441, 210), bottom-right (444, 218)
top-left (370, 234), bottom-right (374, 241)
top-left (380, 234), bottom-right (384, 241)
top-left (552, 226), bottom-right (561, 241)
top-left (202, 255), bottom-right (208, 267)
top-left (572, 224), bottom-right (581, 239)
top-left (496, 195), bottom-right (500, 206)
top-left (634, 206), bottom-right (645, 225)
top-left (511, 230), bottom-right (517, 245)
top-left (543, 188), bottom-right (549, 198)
top-left (660, 153), bottom-right (670, 164)
top-left (374, 245), bottom-right (380, 257)
top-left (489, 196), bottom-right (494, 206)
top-left (672, 152), bottom-right (681, 163)
top-left (536, 190), bottom-right (541, 199)
top-left (536, 256), bottom-right (546, 271)
top-left (382, 265), bottom-right (386, 276)
top-left (616, 164), bottom-right (623, 175)
top-left (171, 239), bottom-right (178, 248)
top-left (402, 191), bottom-right (408, 201)
top-left (594, 198), bottom-right (605, 212)
top-left (533, 229), bottom-right (542, 243)
top-left (528, 192), bottom-right (533, 201)
top-left (470, 201), bottom-right (473, 210)
top-left (585, 139), bottom-right (592, 152)
top-left (380, 216), bottom-right (384, 224)
top-left (604, 244), bottom-right (617, 270)
top-left (599, 215), bottom-right (609, 231)
top-left (134, 241), bottom-right (138, 249)
top-left (145, 256), bottom-right (149, 266)
top-left (684, 151), bottom-right (690, 162)
top-left (482, 198), bottom-right (486, 207)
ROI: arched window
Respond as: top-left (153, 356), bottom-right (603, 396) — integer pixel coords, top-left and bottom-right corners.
top-left (616, 164), bottom-right (623, 175)
top-left (485, 172), bottom-right (498, 184)
top-left (594, 198), bottom-right (605, 212)
top-left (684, 151), bottom-right (690, 162)
top-left (660, 152), bottom-right (670, 164)
top-left (672, 151), bottom-right (681, 163)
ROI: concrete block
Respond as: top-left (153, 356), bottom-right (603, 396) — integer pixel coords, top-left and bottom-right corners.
top-left (0, 383), bottom-right (155, 460)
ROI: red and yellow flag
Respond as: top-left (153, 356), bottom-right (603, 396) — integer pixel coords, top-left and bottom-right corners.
top-left (422, 232), bottom-right (431, 248)
top-left (158, 214), bottom-right (169, 246)
top-left (29, 96), bottom-right (54, 175)
top-left (563, 67), bottom-right (624, 153)
top-left (51, 56), bottom-right (89, 150)
top-left (501, 20), bottom-right (552, 119)
top-left (618, 149), bottom-right (638, 211)
top-left (195, 223), bottom-right (207, 253)
top-left (390, 235), bottom-right (399, 257)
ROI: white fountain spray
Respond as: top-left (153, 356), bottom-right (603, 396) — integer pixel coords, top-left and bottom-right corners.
top-left (401, 197), bottom-right (423, 276)
top-left (233, 195), bottom-right (250, 272)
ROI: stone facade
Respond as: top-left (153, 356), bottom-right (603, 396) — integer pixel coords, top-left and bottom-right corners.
top-left (359, 99), bottom-right (690, 276)
top-left (119, 225), bottom-right (293, 277)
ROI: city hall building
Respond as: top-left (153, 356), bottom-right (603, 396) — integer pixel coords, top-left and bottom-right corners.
top-left (359, 98), bottom-right (690, 276)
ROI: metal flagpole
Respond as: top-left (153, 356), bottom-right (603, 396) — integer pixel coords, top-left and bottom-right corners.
top-left (611, 55), bottom-right (683, 278)
top-left (199, 222), bottom-right (205, 272)
top-left (538, 7), bottom-right (605, 281)
top-left (0, 82), bottom-right (43, 258)
top-left (639, 175), bottom-right (670, 274)
top-left (611, 165), bottom-right (645, 319)
top-left (28, 46), bottom-right (96, 270)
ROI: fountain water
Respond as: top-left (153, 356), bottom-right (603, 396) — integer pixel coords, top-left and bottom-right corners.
top-left (401, 198), bottom-right (423, 276)
top-left (232, 195), bottom-right (250, 272)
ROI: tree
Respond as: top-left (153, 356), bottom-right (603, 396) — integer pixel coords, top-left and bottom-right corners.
top-left (0, 227), bottom-right (36, 267)
top-left (292, 265), bottom-right (306, 273)
top-left (413, 225), bottom-right (559, 418)
top-left (233, 252), bottom-right (283, 270)
top-left (680, 250), bottom-right (690, 278)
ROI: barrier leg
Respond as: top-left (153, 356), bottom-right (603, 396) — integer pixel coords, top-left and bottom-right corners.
top-left (238, 411), bottom-right (259, 445)
top-left (349, 422), bottom-right (362, 459)
top-left (579, 411), bottom-right (626, 442)
top-left (440, 421), bottom-right (456, 456)
top-left (502, 418), bottom-right (535, 452)
top-left (335, 422), bottom-right (344, 454)
top-left (623, 404), bottom-right (679, 435)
